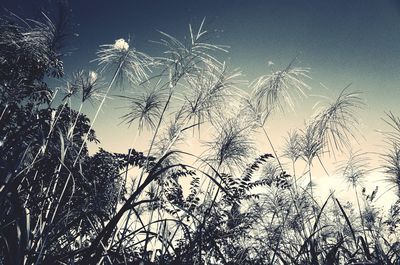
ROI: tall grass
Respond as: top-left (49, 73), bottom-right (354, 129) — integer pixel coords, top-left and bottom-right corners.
top-left (1, 9), bottom-right (400, 265)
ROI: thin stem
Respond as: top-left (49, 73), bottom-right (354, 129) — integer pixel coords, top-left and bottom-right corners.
top-left (308, 162), bottom-right (313, 200)
top-left (112, 129), bottom-right (140, 246)
top-left (136, 91), bottom-right (173, 190)
top-left (74, 58), bottom-right (125, 165)
top-left (355, 188), bottom-right (369, 245)
top-left (261, 126), bottom-right (283, 171)
top-left (0, 103), bottom-right (8, 121)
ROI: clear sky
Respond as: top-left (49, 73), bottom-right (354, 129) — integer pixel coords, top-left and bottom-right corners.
top-left (2, 0), bottom-right (400, 204)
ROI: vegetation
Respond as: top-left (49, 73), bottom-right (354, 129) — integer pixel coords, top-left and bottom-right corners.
top-left (1, 5), bottom-right (400, 265)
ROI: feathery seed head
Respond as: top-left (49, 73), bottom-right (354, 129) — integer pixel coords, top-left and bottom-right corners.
top-left (239, 93), bottom-right (273, 128)
top-left (113, 38), bottom-right (129, 51)
top-left (182, 64), bottom-right (241, 129)
top-left (251, 60), bottom-right (311, 114)
top-left (337, 150), bottom-right (369, 189)
top-left (299, 120), bottom-right (324, 164)
top-left (155, 18), bottom-right (228, 89)
top-left (63, 70), bottom-right (104, 102)
top-left (96, 38), bottom-right (152, 85)
top-left (304, 86), bottom-right (363, 159)
top-left (283, 130), bottom-right (302, 163)
top-left (380, 112), bottom-right (400, 196)
top-left (205, 117), bottom-right (255, 172)
top-left (120, 88), bottom-right (164, 131)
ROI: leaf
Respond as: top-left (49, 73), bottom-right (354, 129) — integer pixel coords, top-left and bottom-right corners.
top-left (336, 199), bottom-right (357, 245)
top-left (59, 129), bottom-right (65, 163)
top-left (324, 236), bottom-right (343, 265)
top-left (296, 194), bottom-right (332, 262)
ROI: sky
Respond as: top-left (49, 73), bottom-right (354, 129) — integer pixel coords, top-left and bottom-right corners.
top-left (2, 0), bottom-right (400, 205)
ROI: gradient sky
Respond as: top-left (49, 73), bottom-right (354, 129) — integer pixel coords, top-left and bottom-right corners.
top-left (2, 0), bottom-right (400, 203)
